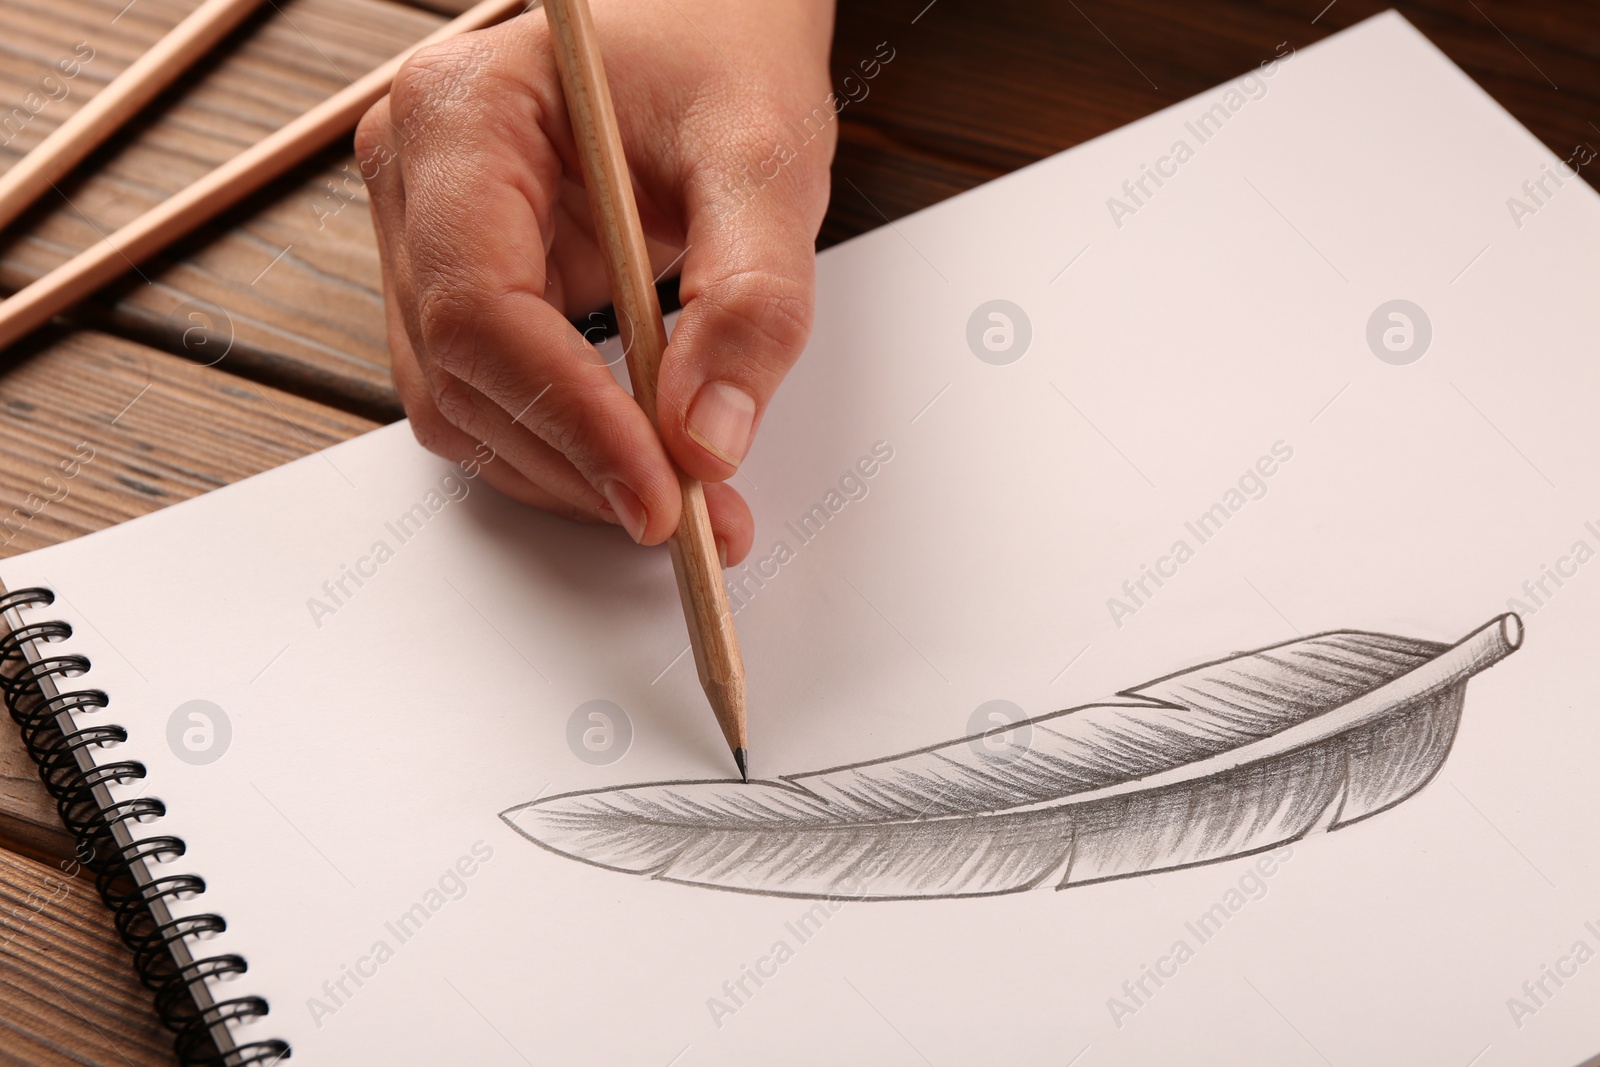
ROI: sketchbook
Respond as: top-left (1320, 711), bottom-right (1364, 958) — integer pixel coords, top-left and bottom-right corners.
top-left (4, 12), bottom-right (1599, 1066)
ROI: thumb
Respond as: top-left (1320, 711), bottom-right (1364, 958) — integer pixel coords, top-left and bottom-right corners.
top-left (654, 157), bottom-right (830, 482)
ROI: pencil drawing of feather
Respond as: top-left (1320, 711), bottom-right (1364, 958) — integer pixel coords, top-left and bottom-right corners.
top-left (501, 615), bottom-right (1522, 900)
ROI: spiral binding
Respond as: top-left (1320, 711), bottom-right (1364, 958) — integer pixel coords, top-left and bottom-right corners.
top-left (0, 587), bottom-right (290, 1065)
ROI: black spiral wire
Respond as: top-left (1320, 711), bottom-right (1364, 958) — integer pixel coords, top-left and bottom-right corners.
top-left (0, 588), bottom-right (290, 1065)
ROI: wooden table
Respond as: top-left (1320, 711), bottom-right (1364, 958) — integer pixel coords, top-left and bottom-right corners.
top-left (0, 0), bottom-right (1593, 1061)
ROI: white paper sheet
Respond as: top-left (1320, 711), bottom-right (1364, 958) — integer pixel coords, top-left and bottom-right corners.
top-left (4, 12), bottom-right (1599, 1065)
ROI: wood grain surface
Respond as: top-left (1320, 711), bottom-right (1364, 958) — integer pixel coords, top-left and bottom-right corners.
top-left (0, 0), bottom-right (267, 236)
top-left (827, 0), bottom-right (1599, 225)
top-left (0, 0), bottom-right (443, 420)
top-left (0, 849), bottom-right (172, 1067)
top-left (0, 0), bottom-right (1594, 1062)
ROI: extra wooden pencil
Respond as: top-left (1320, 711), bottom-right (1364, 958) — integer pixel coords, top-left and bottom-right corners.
top-left (0, 0), bottom-right (528, 352)
top-left (0, 0), bottom-right (267, 236)
top-left (544, 0), bottom-right (751, 780)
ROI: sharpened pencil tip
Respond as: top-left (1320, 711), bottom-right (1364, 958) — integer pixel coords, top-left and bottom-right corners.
top-left (734, 747), bottom-right (749, 783)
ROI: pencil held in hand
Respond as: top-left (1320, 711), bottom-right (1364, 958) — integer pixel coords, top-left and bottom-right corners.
top-left (543, 0), bottom-right (749, 780)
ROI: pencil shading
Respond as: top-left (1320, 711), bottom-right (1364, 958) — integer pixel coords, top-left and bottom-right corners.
top-left (501, 615), bottom-right (1521, 900)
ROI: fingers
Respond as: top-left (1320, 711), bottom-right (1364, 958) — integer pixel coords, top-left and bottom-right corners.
top-left (360, 2), bottom-right (834, 560)
top-left (654, 118), bottom-right (834, 483)
top-left (363, 96), bottom-right (614, 523)
top-left (703, 480), bottom-right (754, 566)
top-left (367, 20), bottom-right (687, 545)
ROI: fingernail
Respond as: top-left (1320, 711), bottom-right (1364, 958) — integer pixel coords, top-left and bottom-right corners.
top-left (715, 538), bottom-right (729, 569)
top-left (602, 481), bottom-right (648, 544)
top-left (686, 381), bottom-right (757, 467)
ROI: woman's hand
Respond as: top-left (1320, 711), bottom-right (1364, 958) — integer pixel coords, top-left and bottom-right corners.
top-left (357, 0), bottom-right (837, 565)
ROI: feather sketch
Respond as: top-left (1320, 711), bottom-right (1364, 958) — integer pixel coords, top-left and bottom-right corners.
top-left (501, 615), bottom-right (1522, 900)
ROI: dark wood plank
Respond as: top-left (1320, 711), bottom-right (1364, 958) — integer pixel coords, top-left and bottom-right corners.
top-left (395, 0), bottom-right (475, 13)
top-left (821, 117), bottom-right (999, 249)
top-left (827, 0), bottom-right (1600, 231)
top-left (0, 848), bottom-right (171, 1067)
top-left (0, 0), bottom-right (446, 421)
top-left (0, 329), bottom-right (377, 865)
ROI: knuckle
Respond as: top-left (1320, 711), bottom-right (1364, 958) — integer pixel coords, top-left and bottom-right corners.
top-left (700, 98), bottom-right (834, 204)
top-left (701, 268), bottom-right (814, 371)
top-left (414, 283), bottom-right (483, 377)
top-left (353, 103), bottom-right (391, 168)
top-left (430, 372), bottom-right (480, 430)
top-left (391, 38), bottom-right (487, 122)
top-left (353, 129), bottom-right (402, 198)
top-left (391, 32), bottom-right (540, 140)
